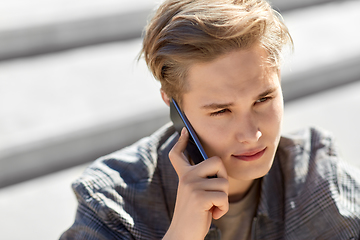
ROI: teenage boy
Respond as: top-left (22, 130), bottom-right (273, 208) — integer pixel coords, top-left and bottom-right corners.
top-left (61, 0), bottom-right (360, 239)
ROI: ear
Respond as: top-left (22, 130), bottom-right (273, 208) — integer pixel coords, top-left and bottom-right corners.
top-left (160, 89), bottom-right (171, 107)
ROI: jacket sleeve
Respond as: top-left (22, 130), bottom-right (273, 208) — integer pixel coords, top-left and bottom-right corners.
top-left (60, 197), bottom-right (134, 240)
top-left (60, 125), bottom-right (177, 240)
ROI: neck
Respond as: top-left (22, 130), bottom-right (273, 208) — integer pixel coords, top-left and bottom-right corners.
top-left (228, 177), bottom-right (255, 203)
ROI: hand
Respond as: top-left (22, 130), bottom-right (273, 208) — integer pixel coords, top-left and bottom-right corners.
top-left (163, 128), bottom-right (229, 240)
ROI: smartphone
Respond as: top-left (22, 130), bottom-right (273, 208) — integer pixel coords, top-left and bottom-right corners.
top-left (170, 98), bottom-right (208, 164)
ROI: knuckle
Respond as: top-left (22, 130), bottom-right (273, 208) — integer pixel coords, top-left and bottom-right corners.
top-left (179, 172), bottom-right (191, 185)
top-left (220, 191), bottom-right (228, 201)
top-left (207, 156), bottom-right (222, 167)
top-left (213, 156), bottom-right (223, 166)
top-left (178, 169), bottom-right (196, 186)
top-left (168, 146), bottom-right (182, 162)
top-left (214, 191), bottom-right (229, 206)
top-left (168, 148), bottom-right (176, 160)
top-left (220, 178), bottom-right (229, 190)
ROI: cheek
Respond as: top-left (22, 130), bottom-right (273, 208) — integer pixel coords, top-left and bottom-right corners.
top-left (266, 102), bottom-right (283, 125)
top-left (261, 99), bottom-right (283, 141)
top-left (190, 118), bottom-right (228, 158)
top-left (201, 133), bottom-right (228, 158)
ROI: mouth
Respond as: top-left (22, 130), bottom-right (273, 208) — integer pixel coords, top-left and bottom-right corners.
top-left (232, 147), bottom-right (267, 162)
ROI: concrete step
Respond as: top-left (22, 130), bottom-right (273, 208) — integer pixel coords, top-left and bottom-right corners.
top-left (0, 39), bottom-right (169, 188)
top-left (280, 0), bottom-right (360, 101)
top-left (0, 0), bottom-right (156, 60)
top-left (283, 80), bottom-right (360, 169)
top-left (0, 0), bottom-right (345, 60)
top-left (1, 1), bottom-right (360, 188)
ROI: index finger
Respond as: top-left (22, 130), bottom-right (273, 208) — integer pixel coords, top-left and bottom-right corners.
top-left (169, 127), bottom-right (192, 176)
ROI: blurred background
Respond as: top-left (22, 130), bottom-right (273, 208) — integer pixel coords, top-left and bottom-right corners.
top-left (0, 0), bottom-right (359, 239)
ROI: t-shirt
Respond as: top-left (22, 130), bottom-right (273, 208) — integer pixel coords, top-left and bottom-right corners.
top-left (213, 179), bottom-right (260, 240)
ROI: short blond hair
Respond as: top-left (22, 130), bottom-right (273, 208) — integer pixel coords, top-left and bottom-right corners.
top-left (140, 0), bottom-right (293, 103)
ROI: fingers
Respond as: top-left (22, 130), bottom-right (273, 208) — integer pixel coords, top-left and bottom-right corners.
top-left (169, 127), bottom-right (192, 176)
top-left (177, 159), bottom-right (229, 220)
top-left (207, 191), bottom-right (229, 220)
top-left (184, 178), bottom-right (229, 220)
top-left (166, 129), bottom-right (230, 238)
top-left (196, 156), bottom-right (228, 180)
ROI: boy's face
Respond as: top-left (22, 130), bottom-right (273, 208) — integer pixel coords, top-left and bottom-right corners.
top-left (181, 45), bottom-right (283, 182)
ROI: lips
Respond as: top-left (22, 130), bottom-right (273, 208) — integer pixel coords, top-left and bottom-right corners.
top-left (232, 147), bottom-right (267, 161)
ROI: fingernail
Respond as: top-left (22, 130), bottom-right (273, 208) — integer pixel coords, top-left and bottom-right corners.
top-left (181, 127), bottom-right (187, 136)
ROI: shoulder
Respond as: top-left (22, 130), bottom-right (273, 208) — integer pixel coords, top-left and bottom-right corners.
top-left (278, 127), bottom-right (360, 187)
top-left (276, 127), bottom-right (360, 239)
top-left (279, 127), bottom-right (338, 164)
top-left (73, 122), bottom-right (176, 192)
top-left (68, 123), bottom-right (178, 239)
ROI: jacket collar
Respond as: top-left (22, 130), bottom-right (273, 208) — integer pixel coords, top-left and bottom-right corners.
top-left (254, 131), bottom-right (308, 239)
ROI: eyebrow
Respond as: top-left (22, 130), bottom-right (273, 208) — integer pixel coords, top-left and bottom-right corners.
top-left (201, 86), bottom-right (278, 110)
top-left (258, 86), bottom-right (278, 98)
top-left (201, 102), bottom-right (234, 110)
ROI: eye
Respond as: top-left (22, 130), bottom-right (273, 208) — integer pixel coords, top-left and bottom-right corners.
top-left (255, 96), bottom-right (272, 104)
top-left (210, 108), bottom-right (230, 116)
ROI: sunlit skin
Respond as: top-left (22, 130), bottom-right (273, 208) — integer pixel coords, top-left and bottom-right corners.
top-left (182, 45), bottom-right (283, 201)
top-left (162, 44), bottom-right (283, 240)
top-left (163, 44), bottom-right (283, 200)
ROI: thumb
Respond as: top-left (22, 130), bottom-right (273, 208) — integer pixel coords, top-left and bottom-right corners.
top-left (169, 127), bottom-right (191, 176)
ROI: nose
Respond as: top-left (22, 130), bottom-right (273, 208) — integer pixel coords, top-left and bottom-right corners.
top-left (235, 113), bottom-right (262, 144)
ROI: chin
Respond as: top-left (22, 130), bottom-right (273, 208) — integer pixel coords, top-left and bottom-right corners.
top-left (227, 150), bottom-right (275, 181)
top-left (230, 166), bottom-right (271, 181)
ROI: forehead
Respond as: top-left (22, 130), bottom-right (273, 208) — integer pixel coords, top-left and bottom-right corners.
top-left (184, 46), bottom-right (278, 98)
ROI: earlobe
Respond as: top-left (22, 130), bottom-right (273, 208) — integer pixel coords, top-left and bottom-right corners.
top-left (160, 89), bottom-right (171, 107)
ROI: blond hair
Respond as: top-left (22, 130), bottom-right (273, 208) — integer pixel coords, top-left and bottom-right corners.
top-left (140, 0), bottom-right (293, 103)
